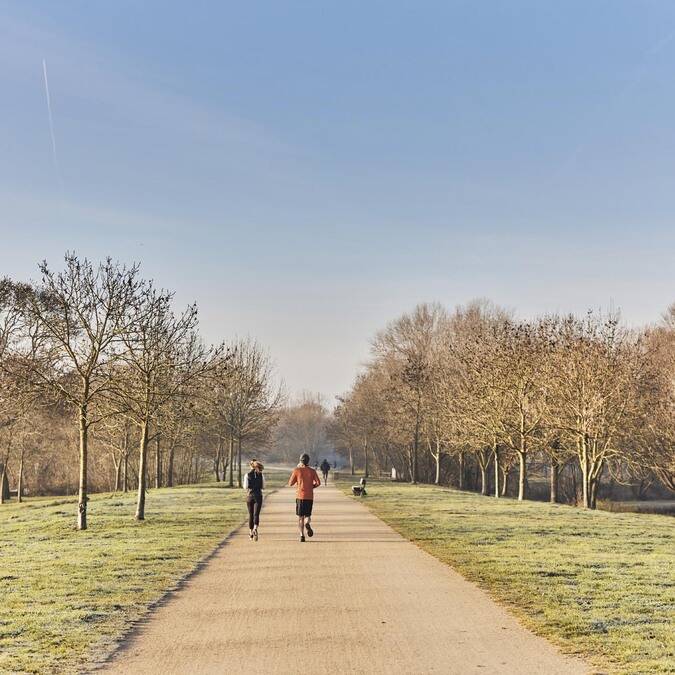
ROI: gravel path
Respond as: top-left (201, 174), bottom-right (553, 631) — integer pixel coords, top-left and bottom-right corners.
top-left (99, 485), bottom-right (589, 674)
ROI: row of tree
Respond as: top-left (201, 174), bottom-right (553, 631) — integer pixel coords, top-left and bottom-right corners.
top-left (331, 301), bottom-right (674, 508)
top-left (270, 393), bottom-right (334, 465)
top-left (0, 254), bottom-right (281, 529)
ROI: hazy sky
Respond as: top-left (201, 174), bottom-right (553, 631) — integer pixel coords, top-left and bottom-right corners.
top-left (1, 2), bottom-right (674, 399)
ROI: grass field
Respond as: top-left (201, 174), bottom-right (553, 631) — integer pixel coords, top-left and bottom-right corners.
top-left (0, 470), bottom-right (288, 675)
top-left (339, 479), bottom-right (675, 675)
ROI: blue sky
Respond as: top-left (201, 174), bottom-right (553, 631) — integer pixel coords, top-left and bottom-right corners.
top-left (1, 1), bottom-right (674, 397)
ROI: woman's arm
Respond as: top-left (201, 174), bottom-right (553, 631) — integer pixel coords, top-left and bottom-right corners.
top-left (243, 473), bottom-right (249, 490)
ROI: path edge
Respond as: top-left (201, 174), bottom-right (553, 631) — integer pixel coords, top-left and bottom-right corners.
top-left (337, 485), bottom-right (595, 675)
top-left (84, 489), bottom-right (279, 675)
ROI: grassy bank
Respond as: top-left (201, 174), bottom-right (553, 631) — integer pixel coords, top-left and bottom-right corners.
top-left (339, 479), bottom-right (674, 675)
top-left (0, 472), bottom-right (287, 674)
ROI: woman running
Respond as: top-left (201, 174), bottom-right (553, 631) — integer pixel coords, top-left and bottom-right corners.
top-left (244, 459), bottom-right (265, 541)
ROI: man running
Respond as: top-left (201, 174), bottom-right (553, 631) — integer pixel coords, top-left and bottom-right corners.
top-left (289, 453), bottom-right (321, 542)
top-left (320, 458), bottom-right (331, 484)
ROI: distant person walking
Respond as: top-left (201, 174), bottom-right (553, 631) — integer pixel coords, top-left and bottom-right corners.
top-left (289, 454), bottom-right (321, 542)
top-left (320, 459), bottom-right (331, 484)
top-left (244, 459), bottom-right (265, 541)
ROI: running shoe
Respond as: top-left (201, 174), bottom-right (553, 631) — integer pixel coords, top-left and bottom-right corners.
top-left (306, 523), bottom-right (314, 538)
top-left (253, 529), bottom-right (258, 541)
top-left (300, 535), bottom-right (306, 542)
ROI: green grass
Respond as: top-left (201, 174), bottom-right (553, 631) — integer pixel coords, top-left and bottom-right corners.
top-left (0, 470), bottom-right (288, 675)
top-left (339, 479), bottom-right (675, 675)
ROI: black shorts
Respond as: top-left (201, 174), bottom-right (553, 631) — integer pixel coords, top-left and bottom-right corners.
top-left (296, 499), bottom-right (313, 517)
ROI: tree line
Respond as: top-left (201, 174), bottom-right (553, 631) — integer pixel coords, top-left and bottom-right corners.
top-left (270, 392), bottom-right (334, 465)
top-left (331, 300), bottom-right (675, 509)
top-left (0, 254), bottom-right (281, 529)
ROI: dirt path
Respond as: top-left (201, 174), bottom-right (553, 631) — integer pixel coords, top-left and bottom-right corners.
top-left (99, 485), bottom-right (588, 674)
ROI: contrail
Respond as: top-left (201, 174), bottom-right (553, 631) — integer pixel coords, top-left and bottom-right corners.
top-left (556, 27), bottom-right (675, 176)
top-left (42, 58), bottom-right (62, 186)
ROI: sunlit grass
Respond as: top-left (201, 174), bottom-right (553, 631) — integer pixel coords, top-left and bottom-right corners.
top-left (339, 479), bottom-right (675, 675)
top-left (0, 471), bottom-right (288, 675)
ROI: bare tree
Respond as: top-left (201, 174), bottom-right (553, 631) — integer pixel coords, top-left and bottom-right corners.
top-left (18, 256), bottom-right (141, 528)
top-left (548, 312), bottom-right (648, 508)
top-left (449, 301), bottom-right (511, 496)
top-left (224, 339), bottom-right (281, 487)
top-left (203, 354), bottom-right (238, 485)
top-left (97, 412), bottom-right (134, 493)
top-left (112, 284), bottom-right (221, 519)
top-left (373, 303), bottom-right (446, 483)
top-left (273, 393), bottom-right (331, 465)
top-left (337, 298), bottom-right (672, 509)
top-left (638, 307), bottom-right (675, 492)
top-left (492, 319), bottom-right (551, 501)
top-left (0, 279), bottom-right (32, 502)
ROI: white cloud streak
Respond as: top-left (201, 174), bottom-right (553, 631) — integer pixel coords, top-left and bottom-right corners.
top-left (41, 58), bottom-right (63, 191)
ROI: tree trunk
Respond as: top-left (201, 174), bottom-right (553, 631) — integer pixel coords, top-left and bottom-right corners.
top-left (433, 439), bottom-right (441, 485)
top-left (500, 466), bottom-right (509, 497)
top-left (113, 454), bottom-right (121, 492)
top-left (17, 451), bottom-right (24, 503)
top-left (0, 464), bottom-right (9, 503)
top-left (589, 454), bottom-right (604, 510)
top-left (123, 452), bottom-right (128, 493)
top-left (550, 459), bottom-right (559, 504)
top-left (458, 451), bottom-right (465, 490)
top-left (237, 436), bottom-right (243, 488)
top-left (480, 465), bottom-right (488, 495)
top-left (0, 441), bottom-right (10, 502)
top-left (364, 440), bottom-right (369, 479)
top-left (167, 443), bottom-right (175, 488)
top-left (77, 402), bottom-right (89, 530)
top-left (412, 431), bottom-right (419, 484)
top-left (155, 435), bottom-right (162, 489)
top-left (214, 456), bottom-right (221, 482)
top-left (135, 421), bottom-right (149, 520)
top-left (517, 452), bottom-right (527, 501)
top-left (493, 442), bottom-right (500, 498)
top-left (580, 439), bottom-right (590, 509)
top-left (214, 438), bottom-right (222, 481)
top-left (590, 477), bottom-right (599, 510)
top-left (349, 447), bottom-right (354, 475)
top-left (228, 436), bottom-right (234, 487)
top-left (588, 458), bottom-right (602, 510)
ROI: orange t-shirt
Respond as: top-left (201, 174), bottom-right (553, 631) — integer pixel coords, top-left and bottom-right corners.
top-left (289, 466), bottom-right (321, 500)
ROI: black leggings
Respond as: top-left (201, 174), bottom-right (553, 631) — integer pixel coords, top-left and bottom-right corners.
top-left (247, 496), bottom-right (262, 529)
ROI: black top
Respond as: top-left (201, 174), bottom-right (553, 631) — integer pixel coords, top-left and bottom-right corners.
top-left (246, 470), bottom-right (264, 496)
